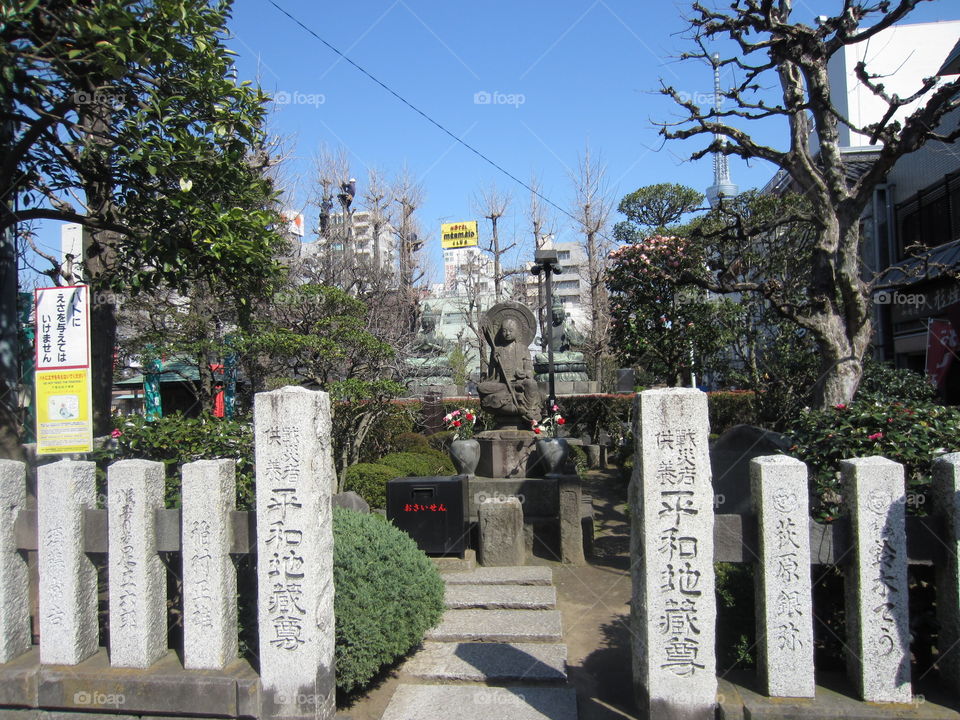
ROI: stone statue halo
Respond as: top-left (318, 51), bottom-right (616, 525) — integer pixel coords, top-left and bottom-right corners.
top-left (481, 301), bottom-right (537, 347)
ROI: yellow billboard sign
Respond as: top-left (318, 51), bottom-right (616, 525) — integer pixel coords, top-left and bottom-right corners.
top-left (441, 221), bottom-right (479, 249)
top-left (35, 285), bottom-right (93, 454)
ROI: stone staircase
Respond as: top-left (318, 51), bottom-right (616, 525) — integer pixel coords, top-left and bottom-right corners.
top-left (380, 566), bottom-right (578, 720)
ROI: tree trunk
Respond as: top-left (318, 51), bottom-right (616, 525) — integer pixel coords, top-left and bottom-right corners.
top-left (807, 218), bottom-right (873, 409)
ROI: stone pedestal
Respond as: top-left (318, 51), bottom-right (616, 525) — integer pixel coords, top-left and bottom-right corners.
top-left (478, 498), bottom-right (525, 566)
top-left (476, 430), bottom-right (538, 479)
top-left (255, 387), bottom-right (336, 720)
top-left (0, 460), bottom-right (30, 663)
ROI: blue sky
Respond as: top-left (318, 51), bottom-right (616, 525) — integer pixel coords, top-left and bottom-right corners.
top-left (24, 0), bottom-right (960, 287)
top-left (224, 0), bottom-right (960, 282)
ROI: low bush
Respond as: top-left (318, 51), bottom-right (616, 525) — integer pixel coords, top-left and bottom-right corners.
top-left (787, 399), bottom-right (960, 521)
top-left (856, 360), bottom-right (936, 404)
top-left (333, 508), bottom-right (445, 694)
top-left (707, 391), bottom-right (758, 434)
top-left (378, 451), bottom-right (455, 477)
top-left (342, 463), bottom-right (397, 509)
top-left (426, 430), bottom-right (455, 452)
top-left (390, 432), bottom-right (431, 453)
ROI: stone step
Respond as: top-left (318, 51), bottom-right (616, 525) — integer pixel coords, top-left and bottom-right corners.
top-left (402, 641), bottom-right (568, 683)
top-left (427, 609), bottom-right (563, 643)
top-left (445, 584), bottom-right (557, 610)
top-left (441, 565), bottom-right (553, 586)
top-left (381, 685), bottom-right (578, 720)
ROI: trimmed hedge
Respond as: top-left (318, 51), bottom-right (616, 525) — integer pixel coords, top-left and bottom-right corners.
top-left (333, 508), bottom-right (445, 694)
top-left (707, 390), bottom-right (758, 435)
top-left (342, 463), bottom-right (397, 509)
top-left (378, 450), bottom-right (455, 477)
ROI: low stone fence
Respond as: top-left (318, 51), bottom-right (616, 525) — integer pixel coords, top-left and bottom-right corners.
top-left (631, 388), bottom-right (960, 719)
top-left (0, 386), bottom-right (337, 720)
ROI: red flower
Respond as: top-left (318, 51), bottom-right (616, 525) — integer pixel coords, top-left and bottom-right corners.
top-left (453, 420), bottom-right (461, 427)
top-left (111, 429), bottom-right (123, 438)
top-left (868, 432), bottom-right (883, 441)
top-left (557, 418), bottom-right (566, 425)
top-left (533, 427), bottom-right (542, 434)
top-left (465, 413), bottom-right (474, 421)
top-left (834, 403), bottom-right (847, 410)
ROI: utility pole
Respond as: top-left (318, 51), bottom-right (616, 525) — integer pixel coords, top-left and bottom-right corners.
top-left (530, 249), bottom-right (561, 412)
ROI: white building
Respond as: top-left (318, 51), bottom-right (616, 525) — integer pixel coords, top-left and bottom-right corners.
top-left (299, 210), bottom-right (399, 272)
top-left (519, 239), bottom-right (591, 332)
top-left (442, 245), bottom-right (494, 295)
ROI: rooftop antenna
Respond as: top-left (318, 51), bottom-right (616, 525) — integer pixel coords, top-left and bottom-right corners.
top-left (706, 53), bottom-right (739, 208)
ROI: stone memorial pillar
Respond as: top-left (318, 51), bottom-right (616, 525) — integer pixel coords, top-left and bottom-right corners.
top-left (933, 453), bottom-right (960, 694)
top-left (559, 475), bottom-right (585, 565)
top-left (630, 389), bottom-right (716, 720)
top-left (108, 459), bottom-right (167, 668)
top-left (0, 460), bottom-right (30, 663)
top-left (842, 457), bottom-right (911, 703)
top-left (182, 459), bottom-right (238, 669)
top-left (255, 387), bottom-right (336, 720)
top-left (750, 455), bottom-right (814, 698)
top-left (478, 497), bottom-right (525, 567)
top-left (37, 460), bottom-right (98, 665)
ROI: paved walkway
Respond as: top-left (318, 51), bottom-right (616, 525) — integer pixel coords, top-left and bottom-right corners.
top-left (379, 566), bottom-right (579, 720)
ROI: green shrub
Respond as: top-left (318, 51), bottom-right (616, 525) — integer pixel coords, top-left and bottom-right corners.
top-left (356, 400), bottom-right (421, 464)
top-left (378, 451), bottom-right (454, 477)
top-left (707, 391), bottom-right (758, 434)
top-left (98, 412), bottom-right (255, 509)
top-left (787, 400), bottom-right (960, 521)
top-left (561, 394), bottom-right (632, 446)
top-left (427, 430), bottom-right (455, 452)
top-left (342, 463), bottom-right (398, 509)
top-left (568, 443), bottom-right (588, 476)
top-left (856, 360), bottom-right (936, 404)
top-left (333, 508), bottom-right (445, 694)
top-left (391, 432), bottom-right (431, 453)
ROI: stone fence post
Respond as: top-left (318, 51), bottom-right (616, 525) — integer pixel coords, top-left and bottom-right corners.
top-left (630, 388), bottom-right (716, 720)
top-left (255, 387), bottom-right (336, 720)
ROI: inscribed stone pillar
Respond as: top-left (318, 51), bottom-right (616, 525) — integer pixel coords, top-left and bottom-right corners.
top-left (255, 387), bottom-right (336, 720)
top-left (630, 389), bottom-right (716, 720)
top-left (933, 453), bottom-right (960, 694)
top-left (842, 457), bottom-right (911, 703)
top-left (0, 460), bottom-right (30, 663)
top-left (182, 459), bottom-right (238, 669)
top-left (478, 497), bottom-right (525, 567)
top-left (559, 474), bottom-right (585, 565)
top-left (37, 460), bottom-right (98, 665)
top-left (108, 459), bottom-right (166, 668)
top-left (750, 455), bottom-right (814, 698)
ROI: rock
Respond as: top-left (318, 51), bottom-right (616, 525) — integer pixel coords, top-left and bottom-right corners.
top-left (332, 491), bottom-right (369, 514)
top-left (710, 424), bottom-right (793, 514)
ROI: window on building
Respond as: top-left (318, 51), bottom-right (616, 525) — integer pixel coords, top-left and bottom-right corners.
top-left (555, 279), bottom-right (579, 290)
top-left (557, 250), bottom-right (571, 261)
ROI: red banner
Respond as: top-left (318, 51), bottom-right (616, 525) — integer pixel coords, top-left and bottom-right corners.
top-left (926, 319), bottom-right (958, 390)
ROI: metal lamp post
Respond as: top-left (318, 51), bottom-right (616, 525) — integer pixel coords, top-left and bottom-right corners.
top-left (530, 249), bottom-right (562, 411)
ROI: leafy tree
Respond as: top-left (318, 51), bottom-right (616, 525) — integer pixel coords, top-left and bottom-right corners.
top-left (1, 0), bottom-right (284, 451)
top-left (659, 0), bottom-right (960, 408)
top-left (615, 183), bottom-right (704, 241)
top-left (607, 235), bottom-right (741, 385)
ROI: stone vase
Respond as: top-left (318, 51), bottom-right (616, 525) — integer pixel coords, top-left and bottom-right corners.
top-left (449, 438), bottom-right (481, 476)
top-left (536, 437), bottom-right (570, 477)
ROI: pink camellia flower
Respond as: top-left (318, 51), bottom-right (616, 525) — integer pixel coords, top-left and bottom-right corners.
top-left (111, 429), bottom-right (123, 438)
top-left (868, 432), bottom-right (883, 441)
top-left (834, 403), bottom-right (847, 410)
